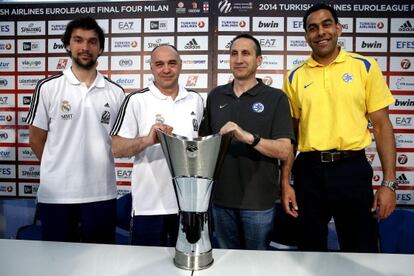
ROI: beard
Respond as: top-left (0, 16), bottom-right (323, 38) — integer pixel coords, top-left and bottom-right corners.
top-left (71, 52), bottom-right (98, 70)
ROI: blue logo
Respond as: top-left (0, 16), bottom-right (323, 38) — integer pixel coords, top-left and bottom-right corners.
top-left (252, 102), bottom-right (264, 113)
top-left (342, 73), bottom-right (353, 83)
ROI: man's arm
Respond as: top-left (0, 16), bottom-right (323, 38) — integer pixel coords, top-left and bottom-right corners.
top-left (280, 118), bottom-right (299, 218)
top-left (29, 125), bottom-right (48, 162)
top-left (219, 121), bottom-right (291, 160)
top-left (369, 107), bottom-right (397, 220)
top-left (112, 123), bottom-right (172, 158)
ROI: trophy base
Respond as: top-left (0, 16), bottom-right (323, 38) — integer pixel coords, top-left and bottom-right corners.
top-left (174, 249), bottom-right (213, 271)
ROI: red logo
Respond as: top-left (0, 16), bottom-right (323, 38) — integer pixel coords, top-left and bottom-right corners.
top-left (239, 21), bottom-right (246, 28)
top-left (198, 21), bottom-right (205, 28)
top-left (7, 186), bottom-right (13, 193)
top-left (186, 75), bottom-right (198, 87)
top-left (262, 76), bottom-right (273, 86)
top-left (56, 59), bottom-right (68, 70)
top-left (398, 154), bottom-right (408, 165)
top-left (401, 59), bottom-right (411, 70)
top-left (373, 175), bottom-right (381, 182)
top-left (131, 41), bottom-right (138, 48)
top-left (377, 22), bottom-right (384, 29)
top-left (5, 43), bottom-right (12, 50)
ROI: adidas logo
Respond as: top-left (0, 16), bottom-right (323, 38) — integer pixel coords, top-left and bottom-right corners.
top-left (104, 103), bottom-right (110, 108)
top-left (397, 174), bottom-right (410, 185)
top-left (398, 20), bottom-right (414, 32)
top-left (184, 38), bottom-right (201, 49)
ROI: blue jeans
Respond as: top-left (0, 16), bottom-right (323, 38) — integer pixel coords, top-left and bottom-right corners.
top-left (212, 204), bottom-right (276, 250)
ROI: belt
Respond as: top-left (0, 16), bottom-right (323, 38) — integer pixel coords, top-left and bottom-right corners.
top-left (301, 150), bottom-right (365, 163)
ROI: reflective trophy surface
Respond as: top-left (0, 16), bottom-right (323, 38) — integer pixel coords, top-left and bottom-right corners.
top-left (157, 130), bottom-right (230, 271)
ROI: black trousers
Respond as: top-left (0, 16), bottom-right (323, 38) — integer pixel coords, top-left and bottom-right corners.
top-left (38, 198), bottom-right (117, 244)
top-left (292, 152), bottom-right (379, 252)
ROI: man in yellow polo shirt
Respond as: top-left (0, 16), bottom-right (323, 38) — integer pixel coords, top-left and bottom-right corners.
top-left (282, 3), bottom-right (397, 252)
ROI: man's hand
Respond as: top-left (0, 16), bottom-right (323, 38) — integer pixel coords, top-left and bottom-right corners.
top-left (219, 121), bottom-right (253, 144)
top-left (281, 184), bottom-right (299, 218)
top-left (371, 186), bottom-right (397, 220)
top-left (149, 123), bottom-right (173, 145)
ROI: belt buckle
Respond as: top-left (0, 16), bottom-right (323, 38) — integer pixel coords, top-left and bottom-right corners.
top-left (321, 151), bottom-right (337, 163)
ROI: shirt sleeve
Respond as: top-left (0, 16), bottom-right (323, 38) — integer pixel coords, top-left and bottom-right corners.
top-left (271, 92), bottom-right (295, 143)
top-left (282, 71), bottom-right (301, 119)
top-left (199, 94), bottom-right (212, 136)
top-left (110, 94), bottom-right (139, 139)
top-left (26, 79), bottom-right (50, 131)
top-left (365, 58), bottom-right (395, 113)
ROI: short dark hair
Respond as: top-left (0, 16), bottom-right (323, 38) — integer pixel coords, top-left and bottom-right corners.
top-left (230, 33), bottom-right (262, 57)
top-left (303, 3), bottom-right (339, 31)
top-left (61, 16), bottom-right (105, 51)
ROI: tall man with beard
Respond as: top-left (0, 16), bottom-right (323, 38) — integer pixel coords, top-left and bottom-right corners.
top-left (26, 17), bottom-right (125, 243)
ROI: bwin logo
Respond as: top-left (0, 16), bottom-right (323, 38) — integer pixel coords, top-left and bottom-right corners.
top-left (361, 41), bottom-right (382, 49)
top-left (218, 0), bottom-right (232, 13)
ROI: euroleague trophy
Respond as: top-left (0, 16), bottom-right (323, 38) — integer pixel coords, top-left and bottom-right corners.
top-left (156, 130), bottom-right (230, 271)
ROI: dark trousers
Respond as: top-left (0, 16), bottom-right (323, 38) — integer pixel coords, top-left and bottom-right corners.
top-left (130, 214), bottom-right (179, 247)
top-left (38, 198), bottom-right (117, 244)
top-left (293, 152), bottom-right (379, 252)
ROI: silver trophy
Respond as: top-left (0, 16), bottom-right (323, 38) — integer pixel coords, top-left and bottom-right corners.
top-left (157, 130), bottom-right (230, 271)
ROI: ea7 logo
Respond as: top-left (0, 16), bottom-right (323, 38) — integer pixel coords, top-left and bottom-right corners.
top-left (396, 117), bottom-right (412, 126)
top-left (116, 170), bottom-right (132, 178)
top-left (259, 39), bottom-right (276, 46)
top-left (119, 22), bottom-right (134, 30)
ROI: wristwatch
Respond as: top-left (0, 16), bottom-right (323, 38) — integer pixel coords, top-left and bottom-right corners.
top-left (381, 180), bottom-right (398, 192)
top-left (250, 133), bottom-right (261, 147)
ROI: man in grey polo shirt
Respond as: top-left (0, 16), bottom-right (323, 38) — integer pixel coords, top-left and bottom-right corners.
top-left (199, 34), bottom-right (294, 250)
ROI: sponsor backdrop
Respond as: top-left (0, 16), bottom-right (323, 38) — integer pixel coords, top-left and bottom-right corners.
top-left (0, 0), bottom-right (413, 204)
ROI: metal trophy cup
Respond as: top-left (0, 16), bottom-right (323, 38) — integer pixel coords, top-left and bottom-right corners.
top-left (157, 130), bottom-right (230, 271)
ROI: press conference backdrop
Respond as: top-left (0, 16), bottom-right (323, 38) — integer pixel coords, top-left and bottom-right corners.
top-left (0, 0), bottom-right (413, 204)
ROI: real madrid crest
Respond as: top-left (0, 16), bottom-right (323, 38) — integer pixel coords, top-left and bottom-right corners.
top-left (60, 100), bottom-right (73, 120)
top-left (61, 100), bottom-right (71, 112)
